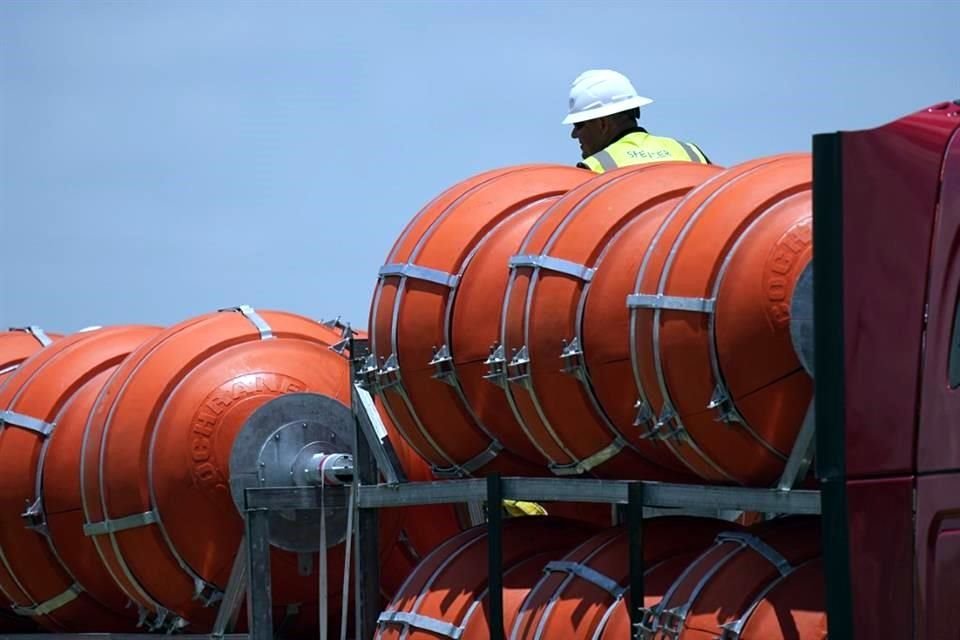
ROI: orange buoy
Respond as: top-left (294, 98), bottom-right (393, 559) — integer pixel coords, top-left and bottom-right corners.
top-left (734, 557), bottom-right (826, 639)
top-left (77, 307), bottom-right (429, 633)
top-left (0, 326), bottom-right (59, 385)
top-left (510, 516), bottom-right (735, 640)
top-left (375, 518), bottom-right (597, 640)
top-left (369, 165), bottom-right (593, 477)
top-left (637, 516), bottom-right (820, 639)
top-left (625, 154), bottom-right (813, 484)
top-left (0, 325), bottom-right (161, 632)
top-left (499, 162), bottom-right (721, 479)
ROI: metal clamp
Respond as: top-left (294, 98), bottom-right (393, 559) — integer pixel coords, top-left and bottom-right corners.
top-left (378, 263), bottom-right (460, 288)
top-left (377, 610), bottom-right (465, 639)
top-left (715, 531), bottom-right (792, 575)
top-left (83, 510), bottom-right (158, 537)
top-left (482, 344), bottom-right (507, 389)
top-left (21, 496), bottom-right (47, 536)
top-left (193, 577), bottom-right (224, 608)
top-left (428, 344), bottom-right (457, 387)
top-left (376, 354), bottom-right (401, 391)
top-left (544, 561), bottom-right (624, 597)
top-left (626, 294), bottom-right (715, 314)
top-left (506, 345), bottom-right (531, 389)
top-left (219, 305), bottom-right (274, 340)
top-left (508, 254), bottom-right (595, 281)
top-left (356, 354), bottom-right (381, 390)
top-left (139, 606), bottom-right (189, 634)
top-left (0, 411), bottom-right (55, 437)
top-left (707, 384), bottom-right (744, 425)
top-left (549, 438), bottom-right (624, 476)
top-left (12, 583), bottom-right (82, 617)
top-left (632, 399), bottom-right (654, 431)
top-left (641, 404), bottom-right (685, 442)
top-left (559, 337), bottom-right (586, 380)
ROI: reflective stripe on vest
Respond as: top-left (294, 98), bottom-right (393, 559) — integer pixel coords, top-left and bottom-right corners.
top-left (582, 131), bottom-right (709, 173)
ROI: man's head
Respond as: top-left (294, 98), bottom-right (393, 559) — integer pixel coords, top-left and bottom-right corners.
top-left (570, 107), bottom-right (640, 159)
top-left (562, 69), bottom-right (653, 158)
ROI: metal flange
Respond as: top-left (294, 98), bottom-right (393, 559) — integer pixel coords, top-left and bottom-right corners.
top-left (229, 392), bottom-right (354, 552)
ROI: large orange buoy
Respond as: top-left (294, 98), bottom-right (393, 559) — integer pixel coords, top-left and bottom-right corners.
top-left (369, 165), bottom-right (593, 478)
top-left (509, 516), bottom-right (734, 640)
top-left (624, 154), bottom-right (813, 485)
top-left (637, 516), bottom-right (820, 639)
top-left (77, 307), bottom-right (436, 633)
top-left (499, 162), bottom-right (721, 479)
top-left (0, 325), bottom-right (161, 632)
top-left (375, 518), bottom-right (597, 640)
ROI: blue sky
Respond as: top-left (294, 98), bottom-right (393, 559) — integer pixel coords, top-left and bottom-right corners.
top-left (1, 0), bottom-right (957, 332)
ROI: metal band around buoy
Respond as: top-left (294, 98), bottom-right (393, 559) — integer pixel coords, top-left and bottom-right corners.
top-left (378, 263), bottom-right (460, 288)
top-left (509, 254), bottom-right (595, 281)
top-left (378, 610), bottom-right (464, 639)
top-left (716, 531), bottom-right (792, 575)
top-left (0, 411), bottom-right (55, 437)
top-left (218, 305), bottom-right (273, 340)
top-left (83, 510), bottom-right (158, 536)
top-left (12, 583), bottom-right (82, 617)
top-left (544, 561), bottom-right (624, 597)
top-left (8, 325), bottom-right (52, 347)
top-left (626, 293), bottom-right (715, 313)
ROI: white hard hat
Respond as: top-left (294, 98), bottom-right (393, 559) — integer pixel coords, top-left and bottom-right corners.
top-left (562, 69), bottom-right (654, 125)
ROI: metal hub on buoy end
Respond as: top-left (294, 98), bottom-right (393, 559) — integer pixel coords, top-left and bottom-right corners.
top-left (229, 392), bottom-right (355, 552)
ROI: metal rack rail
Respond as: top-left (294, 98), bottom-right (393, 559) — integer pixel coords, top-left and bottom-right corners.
top-left (237, 338), bottom-right (821, 640)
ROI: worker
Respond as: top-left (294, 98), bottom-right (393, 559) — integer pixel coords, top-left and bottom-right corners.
top-left (563, 69), bottom-right (711, 173)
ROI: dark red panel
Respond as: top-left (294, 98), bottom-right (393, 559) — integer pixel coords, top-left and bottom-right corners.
top-left (916, 472), bottom-right (960, 640)
top-left (846, 476), bottom-right (914, 639)
top-left (842, 102), bottom-right (960, 478)
top-left (917, 128), bottom-right (960, 473)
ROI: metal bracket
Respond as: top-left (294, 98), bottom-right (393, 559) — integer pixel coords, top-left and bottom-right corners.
top-left (559, 337), bottom-right (586, 381)
top-left (777, 400), bottom-right (816, 491)
top-left (632, 399), bottom-right (655, 433)
top-left (193, 577), bottom-right (225, 608)
top-left (544, 561), bottom-right (624, 597)
top-left (378, 263), bottom-right (460, 288)
top-left (219, 305), bottom-right (274, 340)
top-left (508, 254), bottom-right (595, 281)
top-left (642, 404), bottom-right (686, 442)
top-left (483, 344), bottom-right (508, 389)
top-left (657, 604), bottom-right (688, 639)
top-left (627, 293), bottom-right (715, 313)
top-left (353, 383), bottom-right (406, 485)
top-left (139, 606), bottom-right (189, 634)
top-left (211, 538), bottom-right (249, 638)
top-left (376, 353), bottom-right (401, 391)
top-left (21, 496), bottom-right (47, 536)
top-left (83, 510), bottom-right (158, 536)
top-left (428, 344), bottom-right (457, 387)
top-left (707, 384), bottom-right (744, 425)
top-left (506, 346), bottom-right (531, 389)
top-left (356, 354), bottom-right (381, 390)
top-left (0, 410), bottom-right (55, 437)
top-left (378, 609), bottom-right (465, 639)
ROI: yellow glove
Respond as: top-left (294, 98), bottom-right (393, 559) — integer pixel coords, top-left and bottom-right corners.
top-left (502, 499), bottom-right (548, 517)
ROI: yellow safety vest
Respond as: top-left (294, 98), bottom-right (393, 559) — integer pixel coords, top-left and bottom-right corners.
top-left (580, 130), bottom-right (710, 173)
